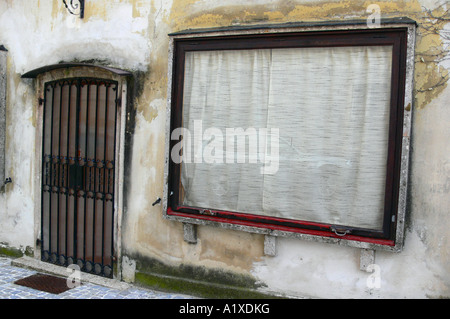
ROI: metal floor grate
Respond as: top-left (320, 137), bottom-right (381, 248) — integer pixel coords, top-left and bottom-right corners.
top-left (14, 273), bottom-right (76, 294)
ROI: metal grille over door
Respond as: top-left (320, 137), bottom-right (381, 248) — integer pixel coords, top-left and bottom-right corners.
top-left (41, 78), bottom-right (119, 278)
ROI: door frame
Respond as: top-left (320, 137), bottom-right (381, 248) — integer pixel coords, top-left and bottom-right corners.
top-left (29, 65), bottom-right (130, 280)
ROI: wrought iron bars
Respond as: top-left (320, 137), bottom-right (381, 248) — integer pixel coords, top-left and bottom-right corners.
top-left (41, 78), bottom-right (118, 278)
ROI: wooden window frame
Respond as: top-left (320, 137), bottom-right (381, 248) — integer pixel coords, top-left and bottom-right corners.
top-left (164, 20), bottom-right (416, 252)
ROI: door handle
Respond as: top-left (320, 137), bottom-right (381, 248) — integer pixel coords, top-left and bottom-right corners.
top-left (330, 226), bottom-right (351, 236)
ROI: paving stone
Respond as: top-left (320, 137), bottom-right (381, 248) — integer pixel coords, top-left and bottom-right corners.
top-left (0, 257), bottom-right (196, 299)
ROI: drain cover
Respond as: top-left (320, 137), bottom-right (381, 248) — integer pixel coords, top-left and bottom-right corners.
top-left (14, 273), bottom-right (75, 294)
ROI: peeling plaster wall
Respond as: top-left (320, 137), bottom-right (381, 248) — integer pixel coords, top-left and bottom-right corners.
top-left (0, 0), bottom-right (449, 298)
top-left (0, 0), bottom-right (154, 251)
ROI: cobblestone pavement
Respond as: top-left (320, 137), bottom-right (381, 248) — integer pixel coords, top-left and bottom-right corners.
top-left (0, 257), bottom-right (195, 299)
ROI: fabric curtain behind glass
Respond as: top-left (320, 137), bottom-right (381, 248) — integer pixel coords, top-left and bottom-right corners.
top-left (180, 45), bottom-right (393, 230)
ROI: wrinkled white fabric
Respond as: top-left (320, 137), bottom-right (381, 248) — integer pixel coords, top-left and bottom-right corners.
top-left (179, 45), bottom-right (393, 230)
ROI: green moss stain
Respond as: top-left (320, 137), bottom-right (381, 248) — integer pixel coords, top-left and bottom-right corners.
top-left (135, 271), bottom-right (280, 299)
top-left (134, 255), bottom-right (259, 288)
top-left (0, 245), bottom-right (24, 258)
top-left (129, 254), bottom-right (283, 298)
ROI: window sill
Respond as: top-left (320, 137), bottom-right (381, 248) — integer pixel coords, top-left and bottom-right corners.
top-left (165, 207), bottom-right (401, 252)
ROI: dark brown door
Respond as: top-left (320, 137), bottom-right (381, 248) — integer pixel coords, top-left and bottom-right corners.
top-left (41, 78), bottom-right (118, 278)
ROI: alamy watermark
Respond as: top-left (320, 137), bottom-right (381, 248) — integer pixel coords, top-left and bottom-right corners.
top-left (171, 120), bottom-right (280, 175)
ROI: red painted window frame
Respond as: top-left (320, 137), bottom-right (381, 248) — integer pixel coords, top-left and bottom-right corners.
top-left (167, 27), bottom-right (409, 247)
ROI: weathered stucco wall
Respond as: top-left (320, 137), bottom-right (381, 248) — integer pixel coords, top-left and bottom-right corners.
top-left (0, 0), bottom-right (449, 298)
top-left (0, 46), bottom-right (6, 190)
